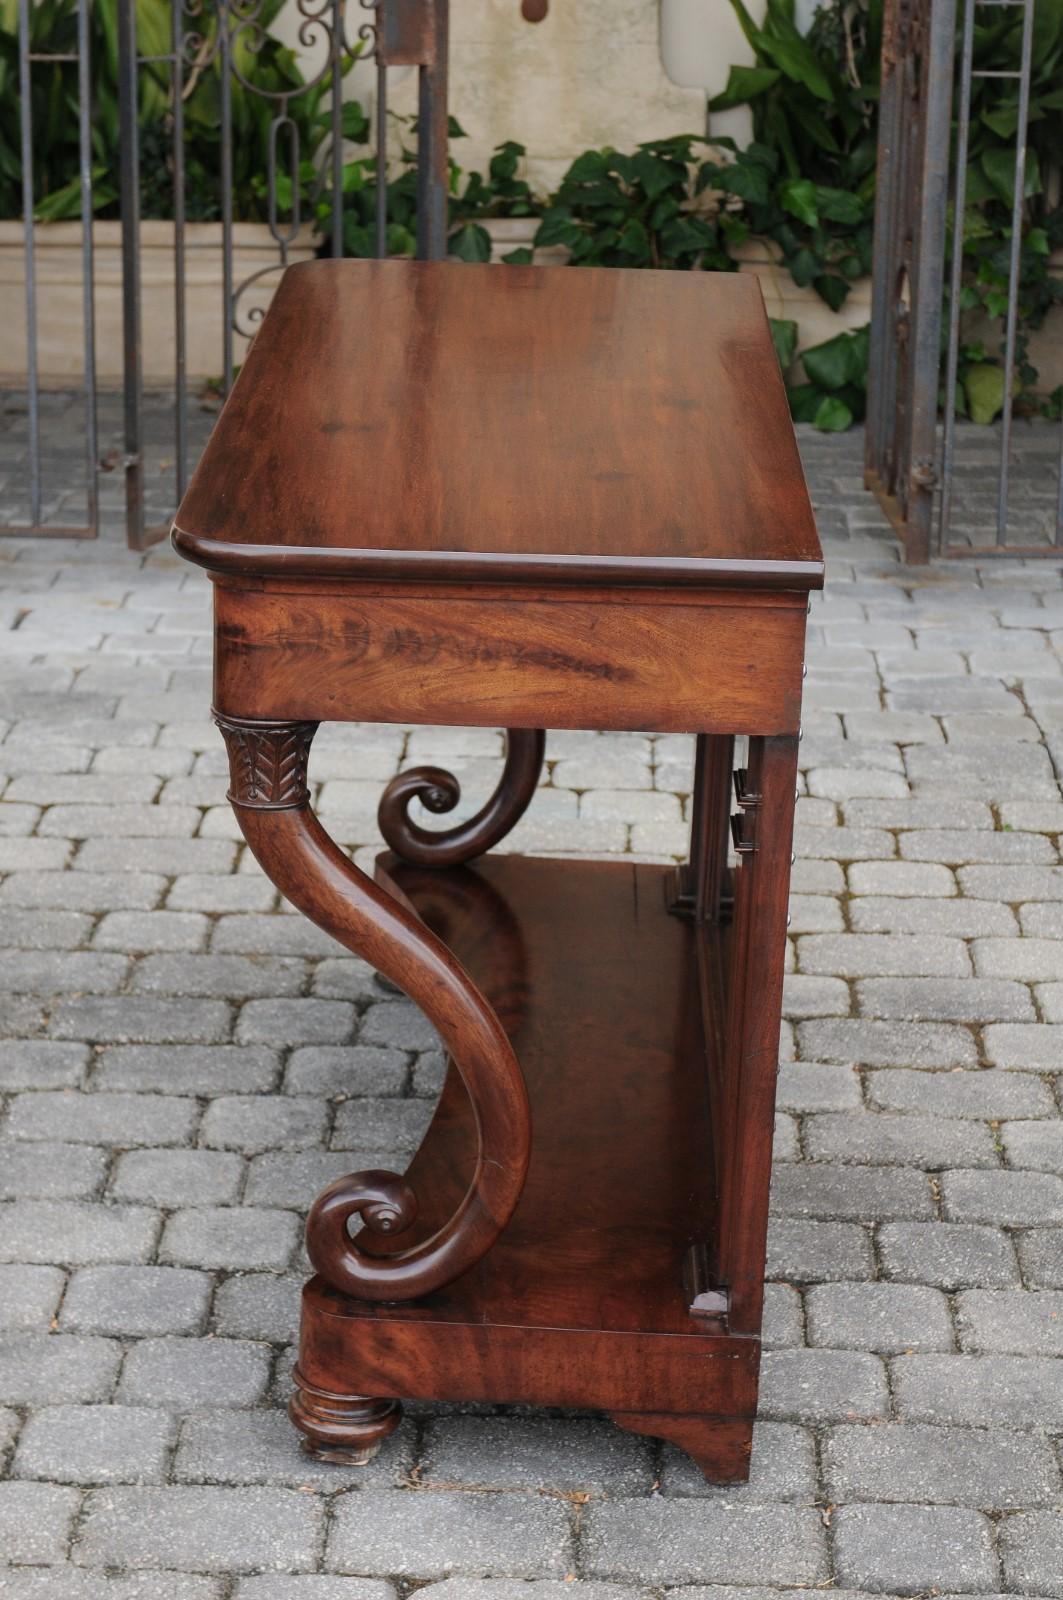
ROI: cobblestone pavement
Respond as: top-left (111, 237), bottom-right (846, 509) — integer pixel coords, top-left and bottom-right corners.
top-left (2, 421), bottom-right (1063, 1598)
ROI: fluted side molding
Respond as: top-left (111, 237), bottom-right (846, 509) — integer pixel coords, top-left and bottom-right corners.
top-left (378, 729), bottom-right (546, 867)
top-left (215, 712), bottom-right (532, 1302)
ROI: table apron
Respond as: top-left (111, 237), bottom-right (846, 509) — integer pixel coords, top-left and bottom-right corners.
top-left (213, 587), bottom-right (807, 735)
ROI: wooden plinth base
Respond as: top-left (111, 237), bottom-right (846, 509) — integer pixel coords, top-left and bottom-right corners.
top-left (294, 854), bottom-right (761, 1482)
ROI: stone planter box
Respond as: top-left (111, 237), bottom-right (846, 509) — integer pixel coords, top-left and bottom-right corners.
top-left (0, 219), bottom-right (317, 388)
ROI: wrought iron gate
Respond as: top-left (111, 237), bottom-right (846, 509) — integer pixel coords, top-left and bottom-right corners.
top-left (866, 0), bottom-right (1063, 559)
top-left (7, 0), bottom-right (449, 549)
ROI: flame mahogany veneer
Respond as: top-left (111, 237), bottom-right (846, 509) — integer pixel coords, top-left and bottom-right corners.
top-left (174, 258), bottom-right (822, 1481)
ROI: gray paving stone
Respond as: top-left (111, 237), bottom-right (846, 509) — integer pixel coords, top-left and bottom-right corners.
top-left (999, 1510), bottom-right (1063, 1598)
top-left (0, 949), bottom-right (130, 994)
top-left (167, 873), bottom-right (276, 912)
top-left (776, 1060), bottom-right (862, 1111)
top-left (659, 1419), bottom-right (815, 1502)
top-left (803, 1111), bottom-right (998, 1168)
top-left (283, 1045), bottom-right (407, 1097)
top-left (797, 933), bottom-right (970, 977)
top-left (983, 1022), bottom-right (1063, 1068)
top-left (832, 1503), bottom-right (998, 1594)
top-left (0, 910), bottom-right (96, 950)
top-left (199, 1096), bottom-right (329, 1153)
top-left (0, 1579), bottom-right (222, 1600)
top-left (849, 896), bottom-right (1018, 936)
top-left (75, 1485), bottom-right (323, 1573)
top-left (93, 1045), bottom-right (280, 1096)
top-left (761, 1281), bottom-right (804, 1346)
top-left (235, 999), bottom-right (353, 1046)
top-left (960, 863), bottom-right (1063, 900)
top-left (901, 829), bottom-right (1056, 865)
top-left (771, 1164), bottom-right (935, 1220)
top-left (422, 1415), bottom-right (651, 1494)
top-left (94, 913), bottom-right (209, 953)
top-left (312, 958), bottom-right (394, 1003)
top-left (824, 1421), bottom-right (1061, 1507)
top-left (878, 1222), bottom-right (1019, 1288)
top-left (211, 915), bottom-right (341, 958)
top-left (893, 1353), bottom-right (1063, 1427)
top-left (175, 1406), bottom-right (414, 1487)
top-left (0, 1199), bottom-right (158, 1264)
top-left (359, 1000), bottom-right (442, 1052)
top-left (212, 1275), bottom-right (302, 1342)
top-left (131, 954), bottom-right (308, 999)
top-left (955, 1288), bottom-right (1063, 1355)
top-left (781, 973), bottom-right (850, 1016)
top-left (235, 1584), bottom-right (394, 1600)
top-left (241, 1151), bottom-right (373, 1211)
top-left (50, 997), bottom-right (232, 1044)
top-left (332, 1097), bottom-right (433, 1152)
top-left (580, 1500), bottom-right (827, 1585)
top-left (78, 840), bottom-right (236, 879)
top-left (858, 977), bottom-right (1035, 1023)
top-left (0, 1262), bottom-right (66, 1328)
top-left (160, 1208), bottom-right (300, 1272)
top-left (766, 1218), bottom-right (874, 1281)
top-left (806, 1282), bottom-right (953, 1352)
top-left (869, 1067), bottom-right (1053, 1119)
top-left (0, 872), bottom-right (166, 912)
top-left (0, 1480), bottom-right (80, 1563)
top-left (759, 1349), bottom-right (888, 1423)
top-left (118, 1337), bottom-right (271, 1408)
top-left (942, 1168), bottom-right (1063, 1224)
top-left (37, 803), bottom-right (200, 839)
top-left (847, 861), bottom-right (956, 897)
top-left (0, 1143), bottom-right (107, 1202)
top-left (1001, 1119), bottom-right (1063, 1173)
top-left (14, 1404), bottom-right (175, 1484)
top-left (0, 1040), bottom-right (88, 1089)
top-left (1017, 1228), bottom-right (1063, 1287)
top-left (61, 1267), bottom-right (211, 1337)
top-left (0, 1333), bottom-right (120, 1403)
top-left (327, 1487), bottom-right (574, 1579)
top-left (796, 1018), bottom-right (978, 1067)
top-left (6, 1091), bottom-right (198, 1147)
top-left (110, 1150), bottom-right (244, 1208)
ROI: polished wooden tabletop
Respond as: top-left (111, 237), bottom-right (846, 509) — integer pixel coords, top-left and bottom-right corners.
top-left (173, 259), bottom-right (822, 591)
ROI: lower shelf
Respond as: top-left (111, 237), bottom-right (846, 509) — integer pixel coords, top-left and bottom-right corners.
top-left (298, 853), bottom-right (761, 1438)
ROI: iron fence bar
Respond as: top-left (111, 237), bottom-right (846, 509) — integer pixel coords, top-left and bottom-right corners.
top-left (994, 0), bottom-right (1035, 545)
top-left (76, 0), bottom-right (98, 534)
top-left (864, 4), bottom-right (902, 496)
top-left (16, 0), bottom-right (41, 528)
top-left (903, 0), bottom-right (957, 565)
top-left (375, 59), bottom-right (388, 258)
top-left (939, 0), bottom-right (978, 548)
top-left (330, 0), bottom-right (344, 258)
top-left (172, 0), bottom-right (188, 502)
top-left (118, 0), bottom-right (146, 547)
top-left (220, 5), bottom-right (235, 391)
top-left (415, 0), bottom-right (448, 261)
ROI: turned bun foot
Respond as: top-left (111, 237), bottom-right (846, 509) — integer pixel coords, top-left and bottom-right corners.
top-left (290, 1369), bottom-right (402, 1465)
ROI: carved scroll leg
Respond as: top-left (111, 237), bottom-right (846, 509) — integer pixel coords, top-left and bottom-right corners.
top-left (216, 713), bottom-right (531, 1306)
top-left (290, 1370), bottom-right (401, 1465)
top-left (378, 729), bottom-right (546, 867)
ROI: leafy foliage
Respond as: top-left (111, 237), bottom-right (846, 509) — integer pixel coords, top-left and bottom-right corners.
top-left (531, 136), bottom-right (734, 271)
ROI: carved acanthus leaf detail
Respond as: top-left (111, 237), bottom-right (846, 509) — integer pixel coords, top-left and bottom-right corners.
top-left (215, 714), bottom-right (319, 810)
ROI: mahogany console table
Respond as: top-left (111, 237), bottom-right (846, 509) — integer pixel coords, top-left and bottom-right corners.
top-left (173, 258), bottom-right (823, 1482)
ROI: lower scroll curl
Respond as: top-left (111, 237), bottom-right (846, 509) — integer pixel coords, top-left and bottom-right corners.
top-left (378, 729), bottom-right (546, 867)
top-left (214, 713), bottom-right (531, 1304)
